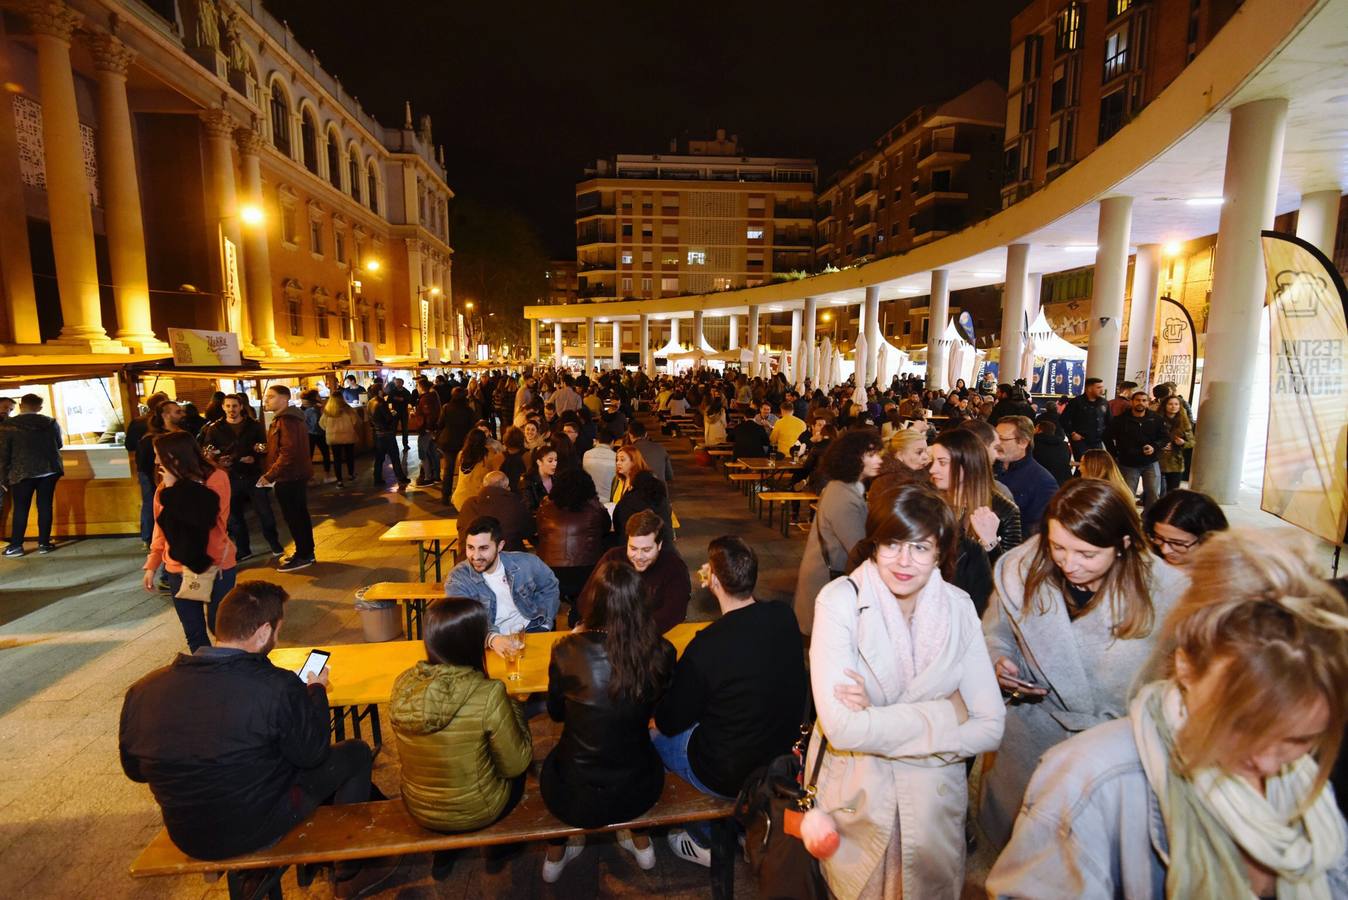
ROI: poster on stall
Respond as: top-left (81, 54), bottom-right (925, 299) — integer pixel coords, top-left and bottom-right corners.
top-left (348, 341), bottom-right (377, 367)
top-left (1044, 359), bottom-right (1085, 396)
top-left (1259, 231), bottom-right (1348, 546)
top-left (1150, 296), bottom-right (1196, 403)
top-left (427, 348), bottom-right (442, 364)
top-left (168, 328), bottom-right (242, 367)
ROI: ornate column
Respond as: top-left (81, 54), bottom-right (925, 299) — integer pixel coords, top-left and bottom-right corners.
top-left (199, 108), bottom-right (241, 335)
top-left (233, 124), bottom-right (282, 355)
top-left (88, 32), bottom-right (167, 352)
top-left (26, 1), bottom-right (123, 351)
top-left (0, 10), bottom-right (39, 345)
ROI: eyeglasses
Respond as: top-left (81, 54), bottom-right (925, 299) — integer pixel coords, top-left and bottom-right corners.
top-left (1150, 532), bottom-right (1200, 554)
top-left (875, 540), bottom-right (937, 564)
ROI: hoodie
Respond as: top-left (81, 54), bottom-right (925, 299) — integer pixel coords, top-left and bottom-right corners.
top-left (262, 406), bottom-right (312, 484)
top-left (389, 661), bottom-right (532, 832)
top-left (0, 412), bottom-right (64, 486)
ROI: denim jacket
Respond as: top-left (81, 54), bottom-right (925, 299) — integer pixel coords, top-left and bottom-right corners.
top-left (986, 717), bottom-right (1348, 899)
top-left (444, 551), bottom-right (560, 636)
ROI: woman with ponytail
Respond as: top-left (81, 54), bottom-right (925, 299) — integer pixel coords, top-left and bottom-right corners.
top-left (990, 528), bottom-right (1348, 898)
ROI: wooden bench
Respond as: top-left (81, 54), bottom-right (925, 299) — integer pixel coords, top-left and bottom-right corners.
top-left (130, 774), bottom-right (738, 899)
top-left (757, 491), bottom-right (819, 536)
top-left (359, 582), bottom-right (445, 640)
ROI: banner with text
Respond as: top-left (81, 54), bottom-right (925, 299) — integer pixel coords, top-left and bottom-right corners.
top-left (167, 328), bottom-right (242, 367)
top-left (1260, 231), bottom-right (1348, 546)
top-left (1150, 296), bottom-right (1196, 403)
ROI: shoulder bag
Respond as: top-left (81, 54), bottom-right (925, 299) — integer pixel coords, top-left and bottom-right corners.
top-left (175, 565), bottom-right (220, 602)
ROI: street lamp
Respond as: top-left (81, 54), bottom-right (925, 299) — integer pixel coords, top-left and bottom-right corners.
top-left (239, 204), bottom-right (265, 227)
top-left (347, 257), bottom-right (382, 343)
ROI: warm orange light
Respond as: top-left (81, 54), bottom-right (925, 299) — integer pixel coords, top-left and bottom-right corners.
top-left (429, 286), bottom-right (441, 296)
top-left (1163, 241), bottom-right (1182, 257)
top-left (821, 311), bottom-right (833, 322)
top-left (240, 204), bottom-right (264, 226)
top-left (465, 301), bottom-right (475, 311)
top-left (364, 259), bottom-right (382, 273)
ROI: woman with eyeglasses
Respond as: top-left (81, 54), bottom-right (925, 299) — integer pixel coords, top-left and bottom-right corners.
top-left (811, 484), bottom-right (1004, 900)
top-left (977, 478), bottom-right (1189, 852)
top-left (1142, 488), bottom-right (1227, 568)
top-left (989, 529), bottom-right (1348, 898)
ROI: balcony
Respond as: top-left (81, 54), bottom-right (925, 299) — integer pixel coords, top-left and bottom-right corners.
top-left (1103, 49), bottom-right (1130, 82)
top-left (578, 285), bottom-right (615, 300)
top-left (579, 260), bottom-right (616, 273)
top-left (773, 233), bottom-right (812, 248)
top-left (774, 203), bottom-right (813, 220)
top-left (850, 208), bottom-right (873, 228)
top-left (575, 205), bottom-right (615, 220)
top-left (914, 190), bottom-right (970, 206)
top-left (576, 226), bottom-right (616, 246)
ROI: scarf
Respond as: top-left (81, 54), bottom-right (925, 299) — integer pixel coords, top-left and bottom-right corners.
top-left (853, 559), bottom-right (953, 694)
top-left (1130, 681), bottom-right (1346, 900)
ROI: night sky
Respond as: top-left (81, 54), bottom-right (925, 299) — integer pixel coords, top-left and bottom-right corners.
top-left (268, 0), bottom-right (1027, 257)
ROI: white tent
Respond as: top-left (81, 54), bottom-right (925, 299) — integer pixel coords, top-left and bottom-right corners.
top-left (778, 349), bottom-right (790, 383)
top-left (831, 349), bottom-right (846, 391)
top-left (653, 334), bottom-right (687, 358)
top-left (877, 339), bottom-right (911, 386)
top-left (1026, 310), bottom-right (1087, 361)
top-left (853, 331), bottom-right (869, 392)
top-left (709, 347), bottom-right (754, 364)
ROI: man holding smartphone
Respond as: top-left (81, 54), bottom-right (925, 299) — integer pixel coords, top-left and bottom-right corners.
top-left (119, 582), bottom-right (399, 894)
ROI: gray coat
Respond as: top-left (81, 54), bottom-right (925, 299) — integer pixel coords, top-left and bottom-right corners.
top-left (987, 715), bottom-right (1348, 898)
top-left (977, 540), bottom-right (1187, 850)
top-left (633, 438), bottom-right (673, 483)
top-left (793, 480), bottom-right (867, 635)
top-left (0, 413), bottom-right (64, 486)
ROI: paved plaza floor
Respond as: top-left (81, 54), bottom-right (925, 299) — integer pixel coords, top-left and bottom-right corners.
top-left (0, 422), bottom-right (809, 899)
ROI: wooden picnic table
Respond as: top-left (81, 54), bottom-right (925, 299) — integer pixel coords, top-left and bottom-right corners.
top-left (269, 622), bottom-right (709, 750)
top-left (377, 519), bottom-right (458, 581)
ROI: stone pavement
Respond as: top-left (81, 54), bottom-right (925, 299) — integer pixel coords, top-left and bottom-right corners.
top-left (0, 421), bottom-right (812, 899)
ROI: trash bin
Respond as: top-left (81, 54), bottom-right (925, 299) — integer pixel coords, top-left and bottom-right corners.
top-left (354, 587), bottom-right (403, 643)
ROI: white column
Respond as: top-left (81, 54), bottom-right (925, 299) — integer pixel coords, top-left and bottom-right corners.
top-left (234, 126), bottom-right (281, 355)
top-left (927, 270), bottom-right (950, 391)
top-left (790, 309), bottom-right (802, 357)
top-left (611, 321), bottom-right (620, 368)
top-left (693, 309), bottom-right (704, 352)
top-left (530, 319), bottom-right (540, 363)
top-left (863, 286), bottom-right (880, 388)
top-left (728, 314), bottom-right (739, 350)
top-left (1086, 196), bottom-right (1134, 385)
top-left (1192, 98), bottom-right (1288, 503)
top-left (27, 1), bottom-right (122, 351)
top-left (998, 243), bottom-right (1031, 385)
top-left (639, 313), bottom-right (651, 374)
top-left (1295, 189), bottom-right (1342, 255)
top-left (1123, 244), bottom-right (1162, 387)
top-left (583, 318), bottom-right (595, 373)
top-left (554, 321), bottom-right (563, 366)
top-left (747, 304), bottom-right (760, 373)
top-left (803, 297), bottom-right (818, 383)
top-left (1022, 273), bottom-right (1043, 382)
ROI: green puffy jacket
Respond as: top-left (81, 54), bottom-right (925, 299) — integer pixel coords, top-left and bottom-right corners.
top-left (390, 661), bottom-right (533, 832)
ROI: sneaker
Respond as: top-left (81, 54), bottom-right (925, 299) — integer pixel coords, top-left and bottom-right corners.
top-left (616, 830), bottom-right (656, 870)
top-left (3, 545), bottom-right (24, 558)
top-left (37, 542), bottom-right (55, 554)
top-left (333, 855), bottom-right (407, 899)
top-left (269, 547), bottom-right (285, 557)
top-left (323, 475), bottom-right (337, 484)
top-left (667, 829), bottom-right (711, 868)
top-left (336, 480), bottom-right (344, 488)
top-left (276, 555), bottom-right (315, 573)
top-left (541, 837), bottom-right (585, 883)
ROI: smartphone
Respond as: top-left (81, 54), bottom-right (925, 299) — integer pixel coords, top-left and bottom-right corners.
top-left (297, 649), bottom-right (330, 683)
top-left (1007, 674), bottom-right (1041, 690)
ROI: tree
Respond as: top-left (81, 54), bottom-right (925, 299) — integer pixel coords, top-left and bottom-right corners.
top-left (450, 196), bottom-right (550, 356)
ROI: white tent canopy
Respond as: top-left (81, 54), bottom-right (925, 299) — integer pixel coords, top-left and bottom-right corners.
top-left (1027, 310), bottom-right (1087, 361)
top-left (653, 334), bottom-right (688, 358)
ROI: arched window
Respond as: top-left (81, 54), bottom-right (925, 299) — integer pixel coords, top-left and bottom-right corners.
top-left (269, 81), bottom-right (291, 155)
top-left (326, 130), bottom-right (342, 189)
top-left (367, 163), bottom-right (380, 215)
top-left (348, 149), bottom-right (361, 202)
top-left (300, 108), bottom-right (318, 174)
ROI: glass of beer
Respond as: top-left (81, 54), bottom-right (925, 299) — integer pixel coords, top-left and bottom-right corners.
top-left (504, 632), bottom-right (526, 681)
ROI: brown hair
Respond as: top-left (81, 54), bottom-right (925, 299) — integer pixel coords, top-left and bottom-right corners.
top-left (930, 429), bottom-right (995, 541)
top-left (1078, 448), bottom-right (1132, 499)
top-left (624, 509), bottom-right (664, 540)
top-left (585, 559), bottom-right (672, 704)
top-left (1166, 530), bottom-right (1348, 799)
top-left (152, 431), bottom-right (215, 483)
top-left (215, 581), bottom-right (288, 640)
top-left (851, 483), bottom-right (958, 582)
top-left (997, 415), bottom-right (1035, 444)
top-left (1023, 478), bottom-right (1157, 638)
top-left (615, 444), bottom-right (651, 483)
top-left (423, 597), bottom-right (489, 674)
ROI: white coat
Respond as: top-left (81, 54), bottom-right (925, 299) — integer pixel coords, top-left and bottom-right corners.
top-left (808, 563), bottom-right (1005, 900)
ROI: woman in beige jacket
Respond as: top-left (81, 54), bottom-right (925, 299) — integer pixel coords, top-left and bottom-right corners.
top-left (809, 484), bottom-right (1004, 900)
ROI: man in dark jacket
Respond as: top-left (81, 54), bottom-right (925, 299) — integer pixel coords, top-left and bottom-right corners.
top-left (1108, 389), bottom-right (1167, 509)
top-left (435, 388), bottom-right (479, 507)
top-left (1061, 377), bottom-right (1112, 458)
top-left (1032, 417), bottom-right (1073, 485)
top-left (456, 471), bottom-right (534, 552)
top-left (119, 582), bottom-right (392, 890)
top-left (385, 378), bottom-right (413, 452)
top-left (1, 394), bottom-right (65, 556)
top-left (201, 395), bottom-right (283, 560)
top-left (414, 379), bottom-right (442, 486)
top-left (260, 386), bottom-right (314, 572)
top-left (730, 416), bottom-right (770, 460)
top-left (995, 416), bottom-right (1060, 536)
top-left (987, 384), bottom-right (1036, 425)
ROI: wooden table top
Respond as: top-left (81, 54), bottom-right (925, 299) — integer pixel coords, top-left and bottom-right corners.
top-left (737, 457), bottom-right (805, 471)
top-left (378, 519), bottom-right (459, 542)
top-left (270, 621), bottom-right (708, 704)
top-left (360, 582), bottom-right (447, 602)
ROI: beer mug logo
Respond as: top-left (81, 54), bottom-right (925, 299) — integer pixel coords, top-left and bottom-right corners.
top-left (1161, 318), bottom-right (1185, 342)
top-left (1273, 269), bottom-right (1323, 318)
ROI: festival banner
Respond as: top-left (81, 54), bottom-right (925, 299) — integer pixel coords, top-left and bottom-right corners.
top-left (1259, 231), bottom-right (1348, 546)
top-left (167, 327), bottom-right (242, 367)
top-left (1150, 296), bottom-right (1196, 403)
top-left (348, 341), bottom-right (377, 367)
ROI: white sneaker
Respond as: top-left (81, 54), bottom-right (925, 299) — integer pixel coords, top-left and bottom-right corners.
top-left (616, 830), bottom-right (656, 870)
top-left (541, 837), bottom-right (585, 883)
top-left (666, 829), bottom-right (711, 868)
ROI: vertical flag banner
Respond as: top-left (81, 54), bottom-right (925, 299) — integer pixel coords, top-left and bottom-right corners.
top-left (1259, 231), bottom-right (1348, 546)
top-left (1150, 296), bottom-right (1197, 403)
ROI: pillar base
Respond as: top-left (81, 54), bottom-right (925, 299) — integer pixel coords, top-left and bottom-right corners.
top-left (115, 334), bottom-right (172, 355)
top-left (34, 336), bottom-right (130, 355)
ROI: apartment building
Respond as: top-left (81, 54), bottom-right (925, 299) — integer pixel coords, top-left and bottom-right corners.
top-left (816, 80), bottom-right (1005, 268)
top-left (574, 131), bottom-right (816, 303)
top-left (544, 260), bottom-right (579, 305)
top-left (1001, 0), bottom-right (1246, 206)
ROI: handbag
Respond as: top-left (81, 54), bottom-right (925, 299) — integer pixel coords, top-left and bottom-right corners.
top-left (175, 565), bottom-right (220, 602)
top-left (734, 686), bottom-right (829, 900)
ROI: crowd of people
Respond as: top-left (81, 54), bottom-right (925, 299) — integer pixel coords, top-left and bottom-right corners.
top-left (105, 362), bottom-right (1348, 898)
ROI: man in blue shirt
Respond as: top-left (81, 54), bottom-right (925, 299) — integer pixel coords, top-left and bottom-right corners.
top-left (444, 516), bottom-right (560, 657)
top-left (995, 416), bottom-right (1059, 536)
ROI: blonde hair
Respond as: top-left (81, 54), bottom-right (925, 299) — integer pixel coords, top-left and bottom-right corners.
top-left (1167, 529), bottom-right (1348, 798)
top-left (885, 427), bottom-right (926, 459)
top-left (1078, 448), bottom-right (1132, 498)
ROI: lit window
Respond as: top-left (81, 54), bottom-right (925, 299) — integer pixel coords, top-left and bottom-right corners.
top-left (747, 227), bottom-right (764, 240)
top-left (621, 276), bottom-right (633, 294)
top-left (687, 250), bottom-right (706, 265)
top-left (660, 276), bottom-right (679, 292)
top-left (621, 251), bottom-right (633, 265)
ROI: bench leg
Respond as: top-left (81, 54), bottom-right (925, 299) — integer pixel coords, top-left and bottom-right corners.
top-left (226, 866), bottom-right (287, 900)
top-left (709, 818), bottom-right (735, 900)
